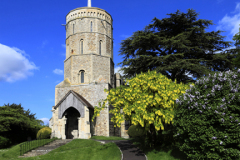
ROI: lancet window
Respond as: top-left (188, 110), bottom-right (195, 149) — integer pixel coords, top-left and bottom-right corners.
top-left (80, 39), bottom-right (83, 54)
top-left (78, 70), bottom-right (85, 83)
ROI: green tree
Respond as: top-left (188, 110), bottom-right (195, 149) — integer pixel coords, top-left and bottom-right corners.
top-left (231, 24), bottom-right (240, 70)
top-left (117, 9), bottom-right (239, 85)
top-left (92, 70), bottom-right (193, 148)
top-left (0, 104), bottom-right (43, 148)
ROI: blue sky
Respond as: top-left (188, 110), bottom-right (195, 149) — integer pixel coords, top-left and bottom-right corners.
top-left (0, 0), bottom-right (239, 125)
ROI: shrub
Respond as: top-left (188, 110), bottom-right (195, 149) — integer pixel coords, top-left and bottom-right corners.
top-left (37, 127), bottom-right (51, 140)
top-left (127, 124), bottom-right (146, 138)
top-left (172, 68), bottom-right (240, 160)
top-left (96, 69), bottom-right (194, 148)
top-left (0, 136), bottom-right (10, 149)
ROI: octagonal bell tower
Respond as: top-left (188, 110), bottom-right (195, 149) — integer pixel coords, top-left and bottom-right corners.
top-left (64, 0), bottom-right (114, 85)
top-left (51, 0), bottom-right (129, 139)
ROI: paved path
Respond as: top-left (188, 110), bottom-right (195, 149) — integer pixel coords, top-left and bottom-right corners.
top-left (91, 139), bottom-right (147, 160)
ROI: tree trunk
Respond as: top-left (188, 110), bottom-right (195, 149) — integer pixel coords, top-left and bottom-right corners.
top-left (149, 124), bottom-right (157, 148)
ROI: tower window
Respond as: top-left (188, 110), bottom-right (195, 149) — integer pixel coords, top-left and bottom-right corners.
top-left (81, 40), bottom-right (83, 54)
top-left (91, 21), bottom-right (92, 32)
top-left (99, 40), bottom-right (102, 55)
top-left (78, 70), bottom-right (85, 83)
top-left (81, 72), bottom-right (84, 83)
top-left (73, 24), bottom-right (75, 34)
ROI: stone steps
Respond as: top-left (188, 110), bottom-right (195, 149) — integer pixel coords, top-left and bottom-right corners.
top-left (19, 139), bottom-right (73, 158)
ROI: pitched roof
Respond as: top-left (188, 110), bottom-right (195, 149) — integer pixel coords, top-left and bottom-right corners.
top-left (54, 90), bottom-right (94, 110)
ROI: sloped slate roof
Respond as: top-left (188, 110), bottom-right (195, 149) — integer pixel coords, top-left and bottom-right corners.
top-left (54, 90), bottom-right (94, 110)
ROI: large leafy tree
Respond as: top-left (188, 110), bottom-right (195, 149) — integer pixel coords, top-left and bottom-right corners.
top-left (0, 103), bottom-right (44, 148)
top-left (92, 70), bottom-right (193, 148)
top-left (117, 9), bottom-right (239, 85)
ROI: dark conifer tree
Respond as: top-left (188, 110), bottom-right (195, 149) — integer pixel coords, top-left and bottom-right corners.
top-left (117, 9), bottom-right (239, 85)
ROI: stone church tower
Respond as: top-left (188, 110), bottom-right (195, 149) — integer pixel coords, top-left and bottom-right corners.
top-left (49, 0), bottom-right (129, 139)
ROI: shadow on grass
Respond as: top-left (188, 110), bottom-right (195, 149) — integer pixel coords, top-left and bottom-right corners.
top-left (130, 137), bottom-right (189, 160)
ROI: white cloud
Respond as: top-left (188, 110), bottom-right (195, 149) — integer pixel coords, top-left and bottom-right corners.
top-left (62, 44), bottom-right (66, 48)
top-left (0, 43), bottom-right (38, 82)
top-left (39, 118), bottom-right (49, 125)
top-left (53, 69), bottom-right (63, 75)
top-left (216, 2), bottom-right (240, 38)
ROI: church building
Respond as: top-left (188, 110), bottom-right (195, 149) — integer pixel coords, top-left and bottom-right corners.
top-left (49, 0), bottom-right (130, 139)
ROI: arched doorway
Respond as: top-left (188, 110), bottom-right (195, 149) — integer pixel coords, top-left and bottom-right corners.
top-left (62, 107), bottom-right (80, 139)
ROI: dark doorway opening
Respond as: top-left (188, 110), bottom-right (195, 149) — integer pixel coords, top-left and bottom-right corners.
top-left (63, 107), bottom-right (80, 139)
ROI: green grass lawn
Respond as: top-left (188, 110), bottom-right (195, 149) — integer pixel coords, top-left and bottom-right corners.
top-left (92, 136), bottom-right (189, 160)
top-left (0, 138), bottom-right (121, 160)
top-left (130, 137), bottom-right (189, 160)
top-left (0, 136), bottom-right (195, 160)
top-left (90, 135), bottom-right (131, 140)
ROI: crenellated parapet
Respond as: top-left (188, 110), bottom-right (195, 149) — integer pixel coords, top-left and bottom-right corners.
top-left (66, 7), bottom-right (112, 26)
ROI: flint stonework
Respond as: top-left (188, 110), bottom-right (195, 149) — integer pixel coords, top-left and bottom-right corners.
top-left (50, 4), bottom-right (129, 140)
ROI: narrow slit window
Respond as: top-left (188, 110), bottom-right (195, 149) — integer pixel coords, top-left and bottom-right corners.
top-left (81, 72), bottom-right (84, 83)
top-left (81, 41), bottom-right (83, 54)
top-left (99, 41), bottom-right (101, 55)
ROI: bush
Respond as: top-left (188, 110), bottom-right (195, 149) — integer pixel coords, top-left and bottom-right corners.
top-left (127, 124), bottom-right (146, 138)
top-left (172, 69), bottom-right (240, 160)
top-left (37, 127), bottom-right (51, 140)
top-left (0, 136), bottom-right (10, 149)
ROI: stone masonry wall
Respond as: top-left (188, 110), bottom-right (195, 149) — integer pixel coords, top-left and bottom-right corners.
top-left (64, 54), bottom-right (113, 85)
top-left (71, 55), bottom-right (91, 84)
top-left (64, 57), bottom-right (71, 81)
top-left (65, 7), bottom-right (113, 59)
top-left (51, 6), bottom-right (130, 139)
top-left (55, 83), bottom-right (111, 136)
top-left (92, 55), bottom-right (111, 84)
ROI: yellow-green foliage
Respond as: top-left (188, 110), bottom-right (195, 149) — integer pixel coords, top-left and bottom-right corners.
top-left (92, 69), bottom-right (194, 132)
top-left (127, 125), bottom-right (146, 138)
top-left (37, 127), bottom-right (51, 139)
